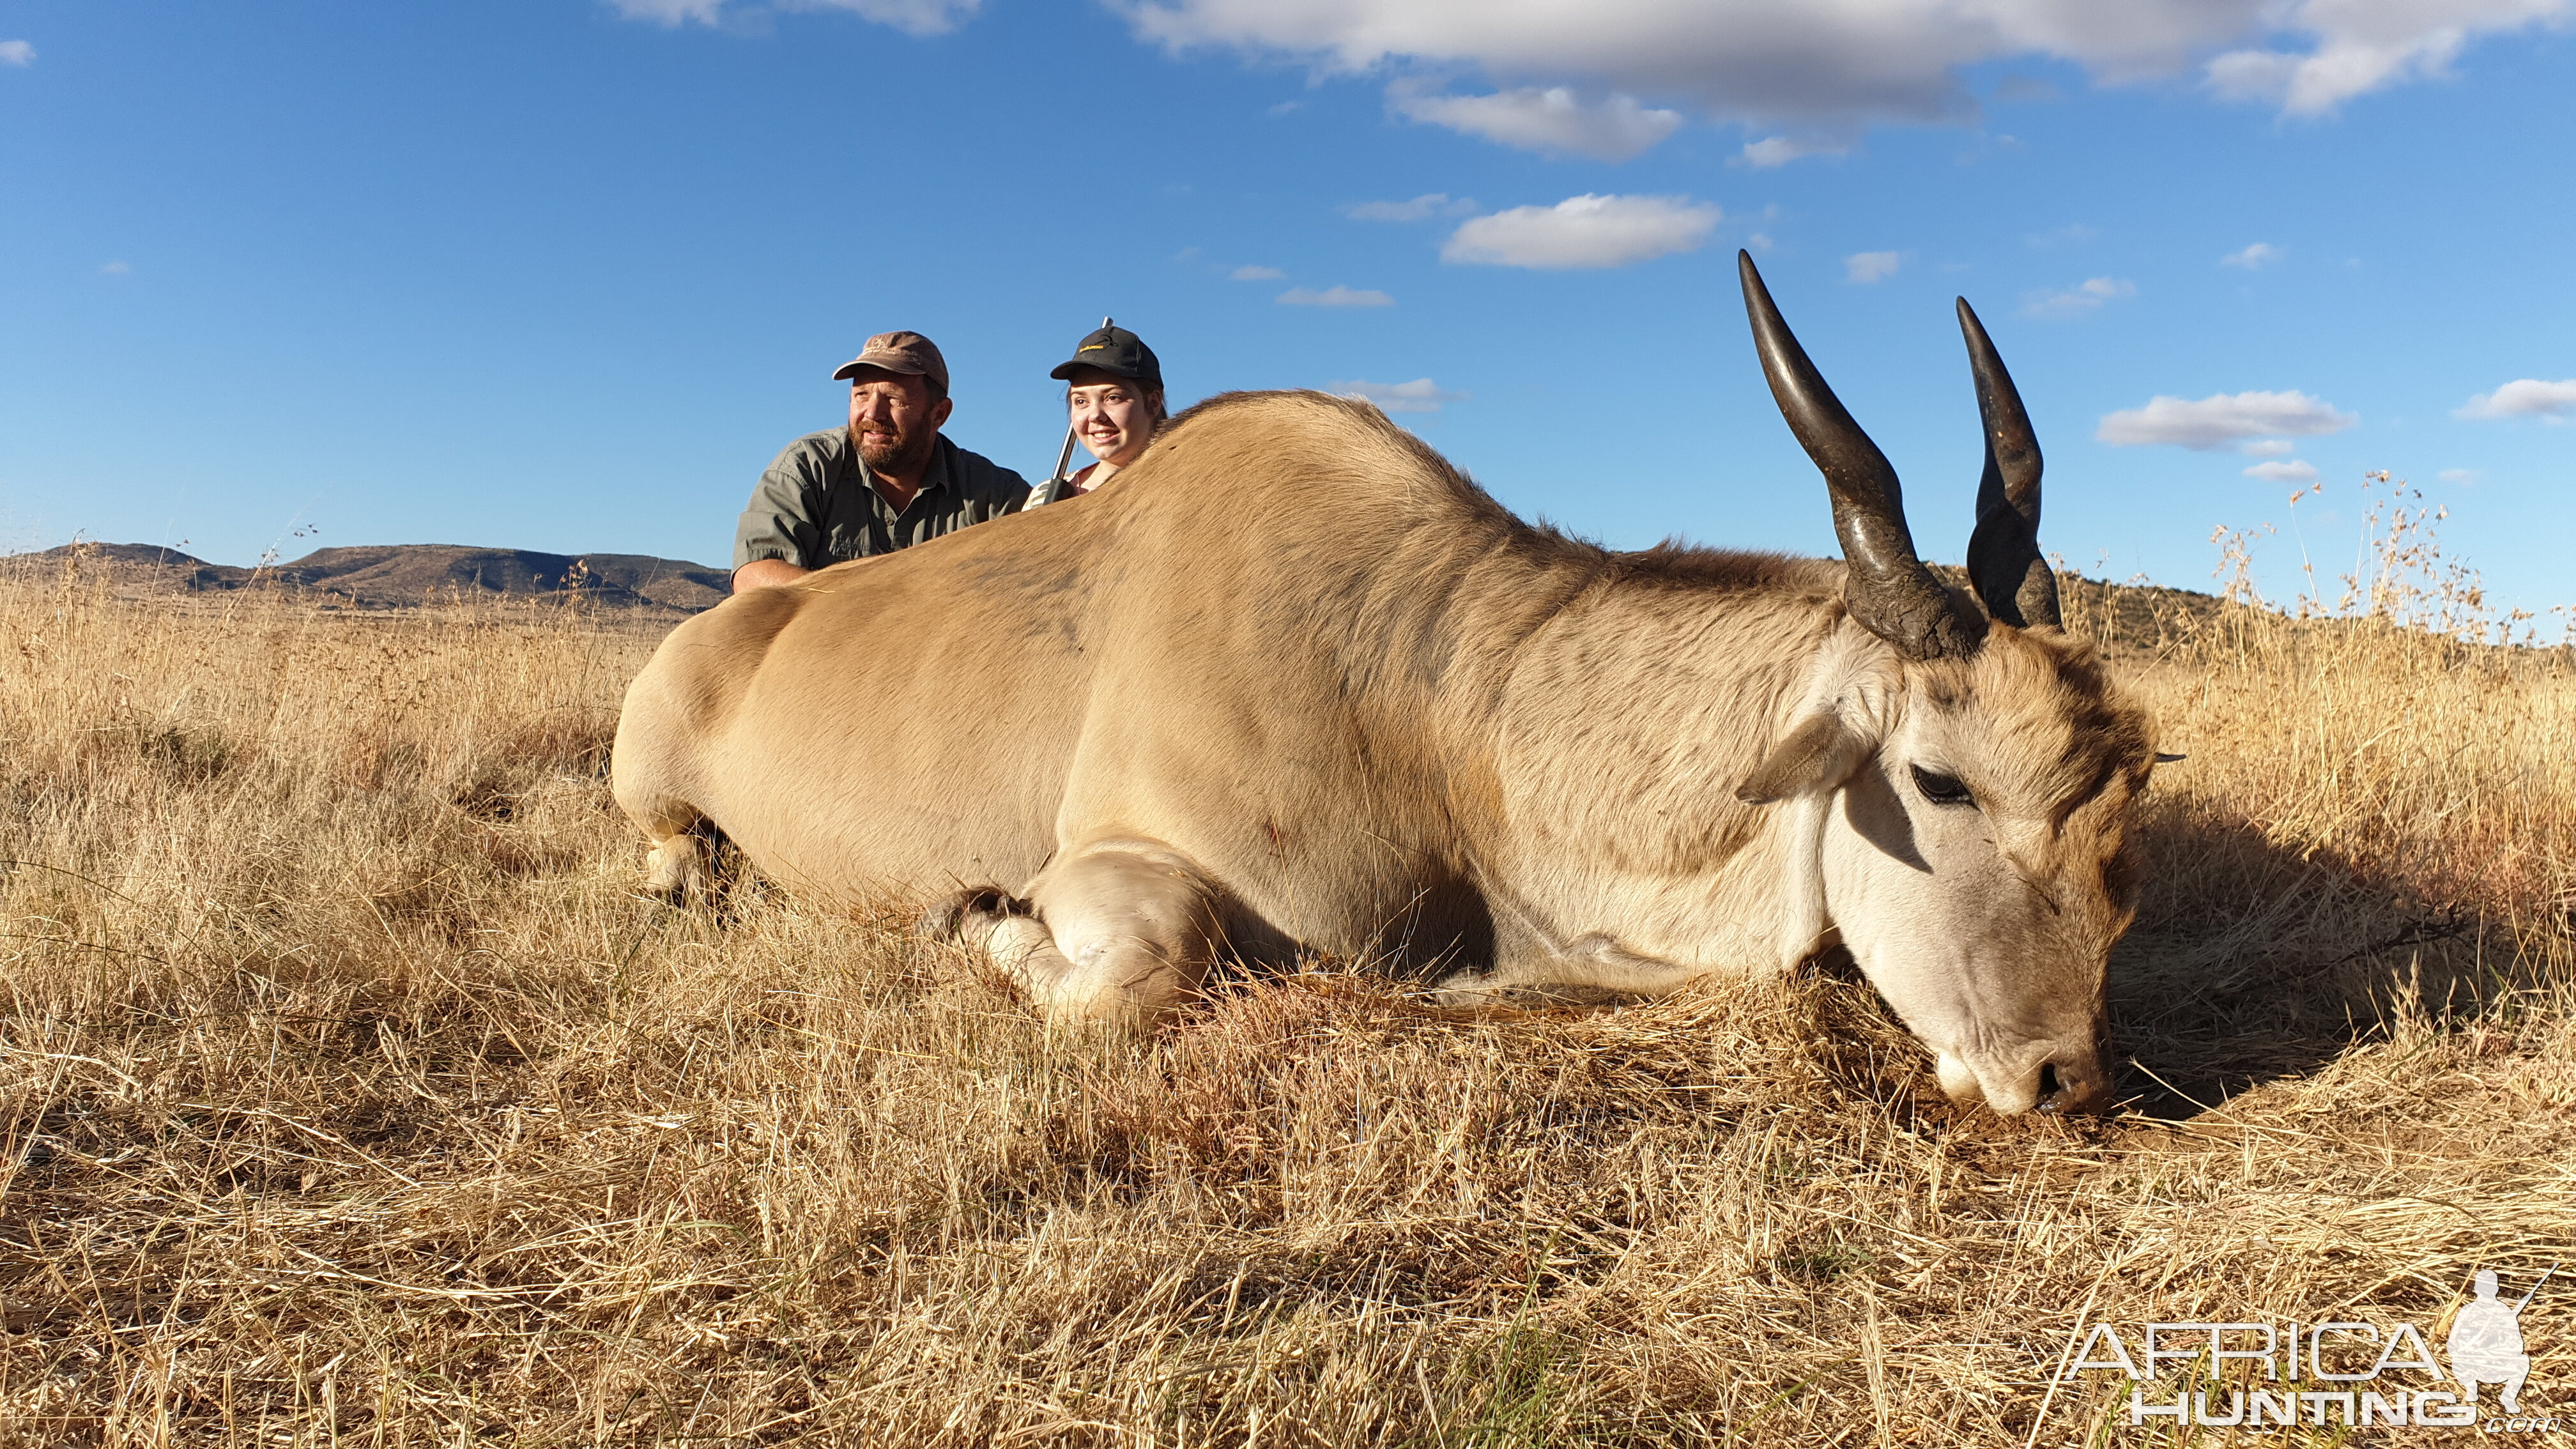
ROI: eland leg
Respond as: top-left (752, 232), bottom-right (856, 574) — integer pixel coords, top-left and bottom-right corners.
top-left (642, 827), bottom-right (711, 901)
top-left (611, 703), bottom-right (716, 904)
top-left (930, 837), bottom-right (1226, 1031)
top-left (614, 785), bottom-right (712, 903)
top-left (1430, 933), bottom-right (1709, 1009)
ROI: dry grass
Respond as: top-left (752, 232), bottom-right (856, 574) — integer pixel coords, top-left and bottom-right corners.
top-left (3, 536), bottom-right (2572, 1446)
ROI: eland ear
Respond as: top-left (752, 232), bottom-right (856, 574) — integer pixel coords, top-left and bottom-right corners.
top-left (1737, 712), bottom-right (1871, 805)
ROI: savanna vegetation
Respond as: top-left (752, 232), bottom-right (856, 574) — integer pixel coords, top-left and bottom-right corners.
top-left (3, 493), bottom-right (2570, 1445)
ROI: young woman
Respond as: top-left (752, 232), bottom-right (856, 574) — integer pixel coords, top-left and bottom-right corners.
top-left (1030, 323), bottom-right (1166, 505)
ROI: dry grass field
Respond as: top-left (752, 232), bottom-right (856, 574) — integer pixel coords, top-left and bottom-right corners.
top-left (3, 521), bottom-right (2572, 1446)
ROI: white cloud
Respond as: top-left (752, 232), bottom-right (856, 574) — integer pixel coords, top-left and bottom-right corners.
top-left (1278, 284), bottom-right (1393, 307)
top-left (2021, 276), bottom-right (2136, 318)
top-left (809, 0), bottom-right (983, 31)
top-left (2222, 241), bottom-right (2283, 268)
top-left (2437, 467), bottom-right (2483, 483)
top-left (1342, 193), bottom-right (1478, 222)
top-left (610, 0), bottom-right (981, 36)
top-left (1333, 378), bottom-right (1470, 413)
top-left (2243, 459), bottom-right (2319, 481)
top-left (2097, 389), bottom-right (2358, 449)
top-left (0, 40), bottom-right (32, 66)
top-left (2204, 0), bottom-right (2573, 116)
top-left (2456, 378), bottom-right (2576, 420)
top-left (608, 0), bottom-right (720, 20)
top-left (1109, 0), bottom-right (2576, 128)
top-left (1230, 264), bottom-right (1285, 280)
top-left (1736, 134), bottom-right (1848, 167)
top-left (100, 261), bottom-right (131, 275)
top-left (1441, 194), bottom-right (1720, 270)
top-left (1392, 86), bottom-right (1682, 160)
top-left (1846, 250), bottom-right (1902, 284)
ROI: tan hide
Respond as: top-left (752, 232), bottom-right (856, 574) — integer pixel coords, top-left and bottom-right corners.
top-left (612, 391), bottom-right (2155, 1113)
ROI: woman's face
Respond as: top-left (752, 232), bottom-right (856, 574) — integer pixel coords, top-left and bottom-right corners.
top-left (1067, 372), bottom-right (1160, 468)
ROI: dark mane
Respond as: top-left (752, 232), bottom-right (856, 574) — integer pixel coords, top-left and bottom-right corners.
top-left (1605, 543), bottom-right (1841, 597)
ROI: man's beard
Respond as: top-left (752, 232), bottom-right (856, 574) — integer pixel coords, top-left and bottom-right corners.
top-left (855, 423), bottom-right (935, 477)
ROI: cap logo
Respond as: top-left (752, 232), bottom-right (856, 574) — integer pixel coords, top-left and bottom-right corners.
top-left (1078, 342), bottom-right (1107, 352)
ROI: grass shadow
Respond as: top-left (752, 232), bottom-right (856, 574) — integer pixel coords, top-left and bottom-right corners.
top-left (2110, 797), bottom-right (2512, 1119)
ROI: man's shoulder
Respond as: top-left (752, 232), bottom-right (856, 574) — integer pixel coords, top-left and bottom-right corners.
top-left (769, 425), bottom-right (852, 473)
top-left (940, 438), bottom-right (1031, 498)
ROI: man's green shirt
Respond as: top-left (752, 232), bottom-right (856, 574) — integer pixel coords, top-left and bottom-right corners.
top-left (733, 427), bottom-right (1032, 572)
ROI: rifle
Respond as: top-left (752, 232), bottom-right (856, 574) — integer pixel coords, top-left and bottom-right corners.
top-left (1041, 315), bottom-right (1114, 503)
top-left (2513, 1262), bottom-right (2558, 1313)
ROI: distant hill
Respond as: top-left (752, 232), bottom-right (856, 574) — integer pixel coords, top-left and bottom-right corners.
top-left (278, 546), bottom-right (732, 611)
top-left (7, 542), bottom-right (731, 613)
top-left (12, 539), bottom-right (2234, 641)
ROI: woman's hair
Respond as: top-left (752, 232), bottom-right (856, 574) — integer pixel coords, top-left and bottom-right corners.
top-left (1066, 375), bottom-right (1167, 424)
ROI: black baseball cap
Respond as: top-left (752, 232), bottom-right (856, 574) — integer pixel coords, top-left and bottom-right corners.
top-left (1049, 324), bottom-right (1162, 391)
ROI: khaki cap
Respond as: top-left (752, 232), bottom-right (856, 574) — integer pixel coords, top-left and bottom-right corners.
top-left (832, 331), bottom-right (949, 394)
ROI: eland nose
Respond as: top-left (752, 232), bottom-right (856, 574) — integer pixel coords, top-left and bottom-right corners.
top-left (2034, 1055), bottom-right (2113, 1115)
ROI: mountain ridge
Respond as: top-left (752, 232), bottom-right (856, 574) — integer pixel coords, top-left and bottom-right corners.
top-left (8, 542), bottom-right (732, 613)
top-left (15, 540), bottom-right (2238, 645)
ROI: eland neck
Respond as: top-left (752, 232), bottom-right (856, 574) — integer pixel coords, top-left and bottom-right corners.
top-left (1452, 553), bottom-right (1880, 979)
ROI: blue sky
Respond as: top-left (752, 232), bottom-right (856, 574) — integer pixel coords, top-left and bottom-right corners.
top-left (3, 0), bottom-right (2572, 618)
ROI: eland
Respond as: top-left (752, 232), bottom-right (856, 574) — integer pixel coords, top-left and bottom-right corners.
top-left (611, 252), bottom-right (2157, 1114)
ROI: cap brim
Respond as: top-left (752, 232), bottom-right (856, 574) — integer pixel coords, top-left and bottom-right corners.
top-left (1051, 360), bottom-right (1157, 384)
top-left (834, 356), bottom-right (928, 382)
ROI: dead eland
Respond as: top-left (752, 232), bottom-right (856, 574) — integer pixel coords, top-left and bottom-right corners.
top-left (611, 253), bottom-right (2158, 1114)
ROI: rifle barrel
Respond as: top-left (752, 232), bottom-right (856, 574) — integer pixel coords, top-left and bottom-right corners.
top-left (1048, 425), bottom-right (1078, 484)
top-left (2513, 1262), bottom-right (2557, 1312)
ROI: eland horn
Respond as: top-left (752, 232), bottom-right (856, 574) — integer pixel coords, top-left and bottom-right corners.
top-left (1738, 250), bottom-right (1982, 661)
top-left (1958, 298), bottom-right (2062, 630)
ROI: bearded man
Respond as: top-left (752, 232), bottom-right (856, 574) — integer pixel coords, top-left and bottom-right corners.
top-left (731, 332), bottom-right (1031, 592)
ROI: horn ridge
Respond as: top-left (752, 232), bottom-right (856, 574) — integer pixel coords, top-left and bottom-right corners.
top-left (1738, 250), bottom-right (1982, 660)
top-left (1958, 297), bottom-right (2062, 629)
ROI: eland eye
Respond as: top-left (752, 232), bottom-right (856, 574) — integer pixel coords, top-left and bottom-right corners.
top-left (1910, 765), bottom-right (1975, 808)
